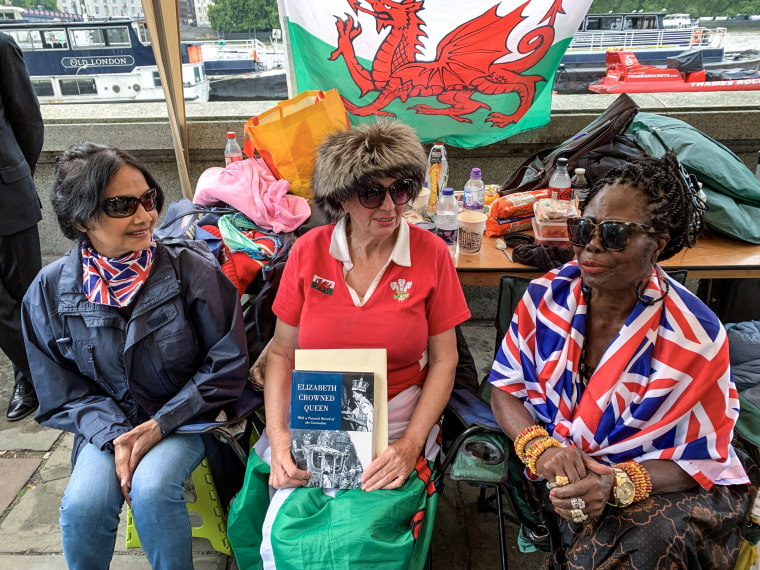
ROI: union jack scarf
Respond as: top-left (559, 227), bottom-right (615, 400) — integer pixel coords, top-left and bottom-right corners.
top-left (81, 240), bottom-right (156, 307)
top-left (489, 261), bottom-right (748, 489)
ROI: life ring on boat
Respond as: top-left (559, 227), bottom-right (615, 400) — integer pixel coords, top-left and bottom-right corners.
top-left (691, 29), bottom-right (703, 45)
top-left (251, 49), bottom-right (259, 62)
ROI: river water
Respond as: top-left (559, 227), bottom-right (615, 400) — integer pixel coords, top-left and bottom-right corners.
top-left (719, 28), bottom-right (760, 52)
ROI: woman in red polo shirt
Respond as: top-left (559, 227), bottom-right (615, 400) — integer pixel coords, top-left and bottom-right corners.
top-left (228, 120), bottom-right (470, 569)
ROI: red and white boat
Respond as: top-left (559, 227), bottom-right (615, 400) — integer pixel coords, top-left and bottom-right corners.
top-left (589, 50), bottom-right (760, 94)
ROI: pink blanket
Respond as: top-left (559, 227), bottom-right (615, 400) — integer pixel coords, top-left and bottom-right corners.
top-left (194, 158), bottom-right (311, 233)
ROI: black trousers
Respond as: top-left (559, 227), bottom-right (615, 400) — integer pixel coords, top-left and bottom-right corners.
top-left (0, 224), bottom-right (42, 386)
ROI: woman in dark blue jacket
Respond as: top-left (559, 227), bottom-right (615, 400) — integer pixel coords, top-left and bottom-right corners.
top-left (21, 142), bottom-right (251, 570)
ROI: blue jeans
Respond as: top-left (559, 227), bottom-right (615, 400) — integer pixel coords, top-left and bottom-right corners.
top-left (60, 434), bottom-right (205, 570)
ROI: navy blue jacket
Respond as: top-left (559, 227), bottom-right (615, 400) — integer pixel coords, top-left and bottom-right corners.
top-left (21, 238), bottom-right (251, 460)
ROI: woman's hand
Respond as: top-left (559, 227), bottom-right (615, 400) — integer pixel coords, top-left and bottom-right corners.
top-left (268, 427), bottom-right (310, 489)
top-left (534, 444), bottom-right (588, 485)
top-left (112, 419), bottom-right (163, 504)
top-left (360, 436), bottom-right (418, 492)
top-left (549, 453), bottom-right (614, 523)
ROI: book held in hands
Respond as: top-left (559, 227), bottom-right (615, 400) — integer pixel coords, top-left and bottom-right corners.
top-left (291, 370), bottom-right (375, 489)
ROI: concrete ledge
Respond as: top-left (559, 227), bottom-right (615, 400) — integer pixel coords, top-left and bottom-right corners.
top-left (35, 92), bottom-right (760, 262)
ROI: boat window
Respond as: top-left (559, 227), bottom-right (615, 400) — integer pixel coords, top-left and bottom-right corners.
top-left (43, 29), bottom-right (68, 49)
top-left (104, 27), bottom-right (130, 48)
top-left (194, 66), bottom-right (201, 83)
top-left (31, 79), bottom-right (54, 97)
top-left (70, 26), bottom-right (130, 49)
top-left (153, 71), bottom-right (161, 88)
top-left (585, 16), bottom-right (623, 31)
top-left (6, 29), bottom-right (44, 50)
top-left (59, 78), bottom-right (97, 96)
top-left (624, 15), bottom-right (658, 30)
top-left (133, 21), bottom-right (151, 45)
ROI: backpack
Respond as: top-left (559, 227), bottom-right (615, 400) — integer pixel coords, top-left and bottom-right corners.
top-left (629, 112), bottom-right (760, 244)
top-left (499, 93), bottom-right (639, 195)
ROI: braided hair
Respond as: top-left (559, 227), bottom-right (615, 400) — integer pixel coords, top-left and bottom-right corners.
top-left (581, 151), bottom-right (705, 261)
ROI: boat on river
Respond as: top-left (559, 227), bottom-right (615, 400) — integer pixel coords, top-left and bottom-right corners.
top-left (589, 50), bottom-right (760, 94)
top-left (0, 18), bottom-right (209, 104)
top-left (199, 36), bottom-right (288, 101)
top-left (556, 11), bottom-right (730, 93)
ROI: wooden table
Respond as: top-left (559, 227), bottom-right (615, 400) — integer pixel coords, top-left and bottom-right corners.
top-left (456, 232), bottom-right (760, 286)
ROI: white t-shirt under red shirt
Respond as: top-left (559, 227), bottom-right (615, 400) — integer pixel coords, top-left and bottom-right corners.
top-left (273, 219), bottom-right (471, 398)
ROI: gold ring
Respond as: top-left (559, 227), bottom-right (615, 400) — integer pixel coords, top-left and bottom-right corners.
top-left (555, 475), bottom-right (570, 487)
top-left (570, 496), bottom-right (586, 510)
top-left (571, 508), bottom-right (588, 523)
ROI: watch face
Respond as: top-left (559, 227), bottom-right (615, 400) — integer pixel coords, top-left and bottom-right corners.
top-left (617, 479), bottom-right (636, 505)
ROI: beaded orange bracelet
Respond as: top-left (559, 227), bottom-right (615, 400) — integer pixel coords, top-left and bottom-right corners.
top-left (614, 461), bottom-right (652, 502)
top-left (525, 437), bottom-right (562, 475)
top-left (514, 425), bottom-right (549, 464)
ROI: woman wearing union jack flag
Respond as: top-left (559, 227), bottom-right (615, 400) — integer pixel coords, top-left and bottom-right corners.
top-left (490, 152), bottom-right (756, 569)
top-left (20, 142), bottom-right (254, 570)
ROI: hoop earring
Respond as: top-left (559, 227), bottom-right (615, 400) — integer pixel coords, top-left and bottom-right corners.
top-left (636, 278), bottom-right (670, 306)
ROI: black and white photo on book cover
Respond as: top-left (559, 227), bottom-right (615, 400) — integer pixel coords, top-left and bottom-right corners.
top-left (291, 370), bottom-right (375, 489)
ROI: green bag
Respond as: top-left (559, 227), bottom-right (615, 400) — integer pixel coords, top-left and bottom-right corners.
top-left (629, 112), bottom-right (760, 244)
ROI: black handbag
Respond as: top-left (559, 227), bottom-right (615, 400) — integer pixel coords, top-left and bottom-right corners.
top-left (499, 93), bottom-right (640, 195)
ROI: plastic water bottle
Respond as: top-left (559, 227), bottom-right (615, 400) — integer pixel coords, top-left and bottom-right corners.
top-left (463, 168), bottom-right (486, 212)
top-left (425, 142), bottom-right (448, 218)
top-left (549, 158), bottom-right (572, 202)
top-left (224, 132), bottom-right (243, 166)
top-left (571, 168), bottom-right (590, 209)
top-left (436, 187), bottom-right (458, 259)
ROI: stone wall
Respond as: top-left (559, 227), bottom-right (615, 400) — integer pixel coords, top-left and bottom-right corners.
top-left (35, 92), bottom-right (760, 284)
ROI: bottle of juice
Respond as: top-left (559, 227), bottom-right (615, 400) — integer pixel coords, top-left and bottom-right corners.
top-left (425, 142), bottom-right (448, 219)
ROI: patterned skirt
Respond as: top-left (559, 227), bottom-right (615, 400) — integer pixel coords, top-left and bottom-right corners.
top-left (542, 482), bottom-right (751, 570)
top-left (512, 451), bottom-right (759, 570)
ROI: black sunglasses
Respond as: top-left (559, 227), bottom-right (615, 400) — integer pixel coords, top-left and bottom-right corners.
top-left (567, 217), bottom-right (658, 251)
top-left (102, 188), bottom-right (158, 218)
top-left (357, 179), bottom-right (415, 209)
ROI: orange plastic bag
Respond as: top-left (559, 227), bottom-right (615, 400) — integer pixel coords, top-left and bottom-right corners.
top-left (243, 89), bottom-right (349, 198)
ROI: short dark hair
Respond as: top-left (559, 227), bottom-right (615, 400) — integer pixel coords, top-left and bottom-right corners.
top-left (50, 142), bottom-right (165, 241)
top-left (582, 151), bottom-right (705, 261)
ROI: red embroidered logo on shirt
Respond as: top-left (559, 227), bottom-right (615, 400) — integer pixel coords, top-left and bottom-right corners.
top-left (390, 278), bottom-right (412, 302)
top-left (311, 275), bottom-right (335, 296)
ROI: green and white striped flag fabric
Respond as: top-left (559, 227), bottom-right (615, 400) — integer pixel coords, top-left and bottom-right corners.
top-left (276, 0), bottom-right (592, 148)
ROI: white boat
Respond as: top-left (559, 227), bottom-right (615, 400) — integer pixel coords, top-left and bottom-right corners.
top-left (0, 18), bottom-right (209, 104)
top-left (563, 12), bottom-right (724, 67)
top-left (198, 33), bottom-right (288, 100)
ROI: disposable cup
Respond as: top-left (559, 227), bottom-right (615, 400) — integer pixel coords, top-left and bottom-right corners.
top-left (457, 211), bottom-right (487, 255)
top-left (412, 187), bottom-right (431, 215)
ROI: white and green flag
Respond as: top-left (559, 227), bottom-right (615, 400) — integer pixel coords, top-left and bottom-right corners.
top-left (277, 0), bottom-right (592, 148)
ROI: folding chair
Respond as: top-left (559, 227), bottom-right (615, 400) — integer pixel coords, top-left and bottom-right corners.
top-left (125, 390), bottom-right (264, 555)
top-left (437, 269), bottom-right (691, 569)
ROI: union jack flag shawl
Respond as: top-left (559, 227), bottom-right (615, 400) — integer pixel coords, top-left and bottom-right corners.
top-left (81, 241), bottom-right (156, 307)
top-left (489, 261), bottom-right (748, 489)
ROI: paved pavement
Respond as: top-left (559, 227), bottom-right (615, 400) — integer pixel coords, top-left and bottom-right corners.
top-left (0, 323), bottom-right (549, 569)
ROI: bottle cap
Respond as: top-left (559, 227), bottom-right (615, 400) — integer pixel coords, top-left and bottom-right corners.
top-left (226, 132), bottom-right (236, 138)
top-left (557, 158), bottom-right (568, 166)
top-left (574, 168), bottom-right (585, 174)
top-left (470, 168), bottom-right (482, 178)
top-left (442, 188), bottom-right (454, 195)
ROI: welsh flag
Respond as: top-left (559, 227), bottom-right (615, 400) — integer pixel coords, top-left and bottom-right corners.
top-left (276, 0), bottom-right (592, 148)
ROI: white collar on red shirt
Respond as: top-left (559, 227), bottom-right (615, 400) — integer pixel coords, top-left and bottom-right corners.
top-left (329, 216), bottom-right (412, 270)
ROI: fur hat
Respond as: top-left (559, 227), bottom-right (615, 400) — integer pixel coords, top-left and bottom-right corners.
top-left (312, 119), bottom-right (427, 221)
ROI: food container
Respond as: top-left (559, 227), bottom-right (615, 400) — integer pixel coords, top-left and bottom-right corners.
top-left (531, 217), bottom-right (571, 247)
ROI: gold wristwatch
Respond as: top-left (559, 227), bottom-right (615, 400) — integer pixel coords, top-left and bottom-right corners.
top-left (611, 468), bottom-right (636, 507)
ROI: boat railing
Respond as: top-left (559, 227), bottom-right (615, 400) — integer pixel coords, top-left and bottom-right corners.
top-left (569, 27), bottom-right (709, 51)
top-left (199, 39), bottom-right (285, 70)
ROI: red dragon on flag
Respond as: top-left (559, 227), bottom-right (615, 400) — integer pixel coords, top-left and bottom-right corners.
top-left (328, 0), bottom-right (566, 127)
